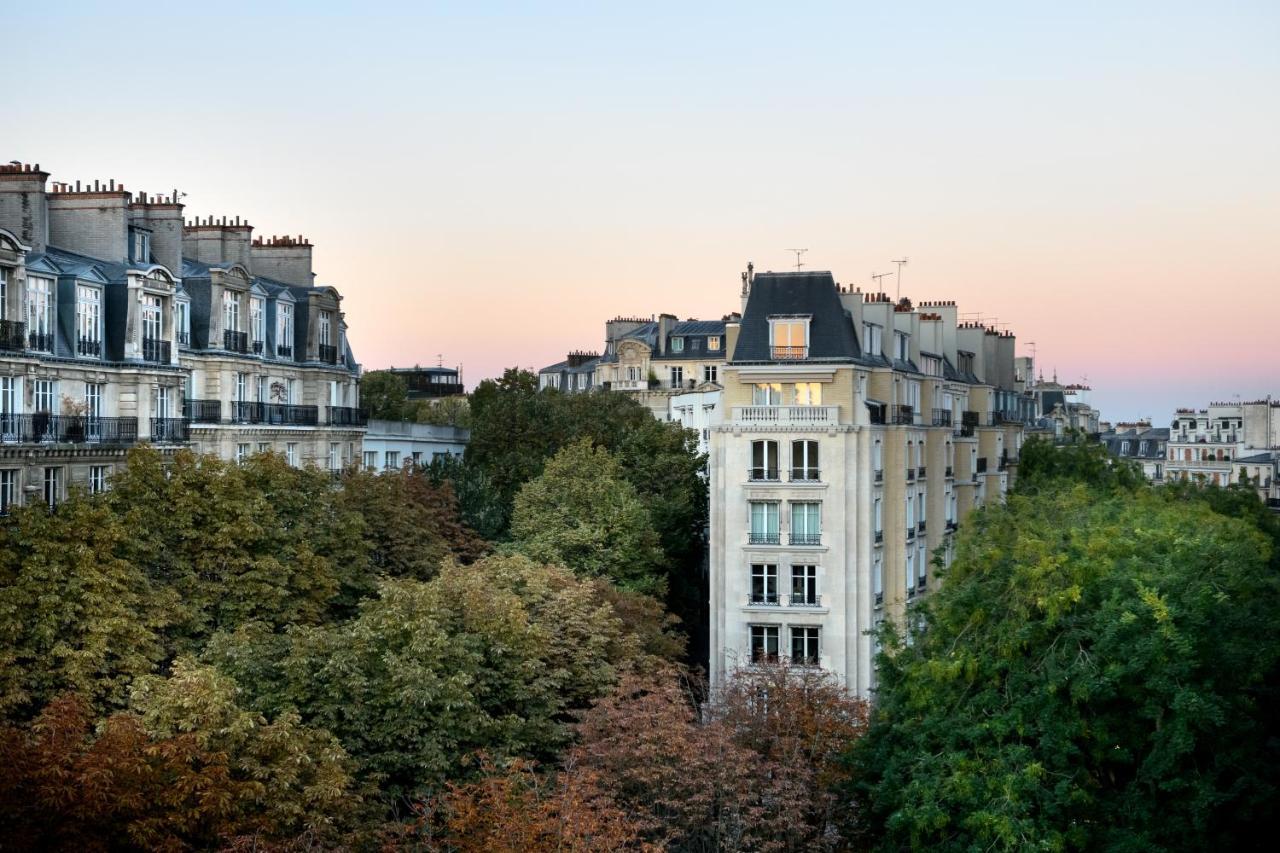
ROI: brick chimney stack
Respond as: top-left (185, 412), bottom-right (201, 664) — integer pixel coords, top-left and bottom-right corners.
top-left (130, 191), bottom-right (185, 272)
top-left (183, 216), bottom-right (254, 268)
top-left (250, 234), bottom-right (313, 287)
top-left (0, 163), bottom-right (50, 251)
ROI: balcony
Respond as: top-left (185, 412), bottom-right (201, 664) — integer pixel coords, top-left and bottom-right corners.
top-left (28, 330), bottom-right (53, 352)
top-left (327, 406), bottom-right (369, 427)
top-left (918, 519), bottom-right (927, 533)
top-left (790, 467), bottom-right (820, 482)
top-left (177, 330), bottom-right (191, 346)
top-left (748, 467), bottom-right (780, 482)
top-left (183, 399), bottom-right (222, 423)
top-left (276, 344), bottom-right (293, 358)
top-left (931, 409), bottom-right (952, 427)
top-left (906, 527), bottom-right (916, 540)
top-left (76, 338), bottom-right (102, 358)
top-left (917, 466), bottom-right (927, 480)
top-left (0, 414), bottom-right (138, 445)
top-left (142, 338), bottom-right (170, 364)
top-left (790, 593), bottom-right (823, 608)
top-left (732, 406), bottom-right (838, 427)
top-left (771, 345), bottom-right (807, 360)
top-left (150, 418), bottom-right (189, 443)
top-left (252, 339), bottom-right (265, 355)
top-left (906, 467), bottom-right (916, 482)
top-left (223, 329), bottom-right (249, 354)
top-left (976, 457), bottom-right (988, 474)
top-left (868, 404), bottom-right (887, 425)
top-left (747, 593), bottom-right (780, 606)
top-left (889, 404), bottom-right (914, 425)
top-left (0, 319), bottom-right (25, 351)
top-left (318, 343), bottom-right (339, 364)
top-left (789, 532), bottom-right (822, 546)
top-left (992, 411), bottom-right (1021, 426)
top-left (748, 532), bottom-right (781, 546)
top-left (957, 411), bottom-right (979, 438)
top-left (230, 402), bottom-right (319, 426)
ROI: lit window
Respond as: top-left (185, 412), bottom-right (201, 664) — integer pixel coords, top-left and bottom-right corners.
top-left (752, 383), bottom-right (782, 406)
top-left (770, 319), bottom-right (808, 359)
top-left (790, 502), bottom-right (821, 546)
top-left (795, 382), bottom-right (822, 406)
top-left (708, 336), bottom-right (721, 351)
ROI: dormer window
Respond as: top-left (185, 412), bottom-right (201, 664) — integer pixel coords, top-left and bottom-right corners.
top-left (862, 323), bottom-right (882, 357)
top-left (671, 336), bottom-right (684, 353)
top-left (770, 317), bottom-right (809, 359)
top-left (130, 229), bottom-right (150, 264)
top-left (921, 355), bottom-right (942, 377)
top-left (75, 285), bottom-right (102, 358)
top-left (708, 335), bottom-right (721, 351)
top-left (894, 331), bottom-right (910, 361)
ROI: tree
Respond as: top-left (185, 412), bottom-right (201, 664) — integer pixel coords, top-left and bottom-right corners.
top-left (359, 370), bottom-right (409, 420)
top-left (414, 394), bottom-right (472, 428)
top-left (511, 439), bottom-right (666, 594)
top-left (848, 485), bottom-right (1280, 851)
top-left (1016, 432), bottom-right (1144, 494)
top-left (421, 452), bottom-right (510, 541)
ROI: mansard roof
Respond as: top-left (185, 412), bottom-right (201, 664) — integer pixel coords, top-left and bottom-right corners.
top-left (40, 246), bottom-right (175, 285)
top-left (733, 270), bottom-right (862, 363)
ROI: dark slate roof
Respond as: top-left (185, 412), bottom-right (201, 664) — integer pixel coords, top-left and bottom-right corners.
top-left (1237, 452), bottom-right (1277, 464)
top-left (671, 319), bottom-right (725, 336)
top-left (1040, 390), bottom-right (1066, 413)
top-left (732, 271), bottom-right (860, 363)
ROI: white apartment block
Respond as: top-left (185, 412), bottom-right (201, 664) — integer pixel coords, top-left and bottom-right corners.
top-left (708, 269), bottom-right (1029, 696)
top-left (1166, 399), bottom-right (1280, 508)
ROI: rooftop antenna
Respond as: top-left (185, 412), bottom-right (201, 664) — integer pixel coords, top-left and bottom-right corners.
top-left (437, 353), bottom-right (444, 367)
top-left (787, 248), bottom-right (808, 271)
top-left (892, 257), bottom-right (908, 301)
top-left (871, 271), bottom-right (893, 292)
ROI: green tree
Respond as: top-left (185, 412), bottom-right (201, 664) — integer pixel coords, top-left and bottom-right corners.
top-left (848, 485), bottom-right (1280, 851)
top-left (511, 439), bottom-right (666, 594)
top-left (422, 453), bottom-right (510, 541)
top-left (414, 394), bottom-right (472, 428)
top-left (1016, 431), bottom-right (1144, 494)
top-left (359, 369), bottom-right (410, 420)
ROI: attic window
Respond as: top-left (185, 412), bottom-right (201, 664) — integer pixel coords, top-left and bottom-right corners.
top-left (130, 229), bottom-right (150, 264)
top-left (708, 336), bottom-right (721, 351)
top-left (671, 337), bottom-right (684, 353)
top-left (770, 318), bottom-right (809, 360)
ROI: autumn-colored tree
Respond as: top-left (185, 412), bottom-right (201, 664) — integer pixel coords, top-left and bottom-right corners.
top-left (512, 439), bottom-right (666, 594)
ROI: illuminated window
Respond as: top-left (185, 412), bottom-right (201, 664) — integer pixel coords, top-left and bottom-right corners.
top-left (795, 382), bottom-right (822, 406)
top-left (770, 318), bottom-right (808, 359)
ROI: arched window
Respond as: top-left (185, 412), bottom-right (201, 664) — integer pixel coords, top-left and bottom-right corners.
top-left (750, 440), bottom-right (778, 481)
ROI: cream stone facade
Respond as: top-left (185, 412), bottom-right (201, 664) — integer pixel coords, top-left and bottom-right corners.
top-left (708, 269), bottom-right (1029, 696)
top-left (1166, 399), bottom-right (1280, 508)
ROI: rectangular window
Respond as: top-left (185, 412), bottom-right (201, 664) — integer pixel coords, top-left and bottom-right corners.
top-left (235, 373), bottom-right (249, 402)
top-left (748, 501), bottom-right (779, 545)
top-left (385, 450), bottom-right (400, 470)
top-left (257, 442), bottom-right (271, 454)
top-left (708, 335), bottom-right (721, 351)
top-left (750, 563), bottom-right (778, 605)
top-left (791, 502), bottom-right (821, 545)
top-left (329, 442), bottom-right (340, 471)
top-left (895, 331), bottom-right (910, 361)
top-left (770, 319), bottom-right (808, 359)
top-left (142, 295), bottom-right (163, 344)
top-left (363, 450), bottom-right (377, 469)
top-left (750, 625), bottom-right (780, 663)
top-left (88, 465), bottom-right (107, 495)
top-left (34, 379), bottom-right (56, 414)
top-left (670, 336), bottom-right (684, 353)
top-left (752, 383), bottom-right (782, 406)
top-left (0, 377), bottom-right (17, 441)
top-left (286, 443), bottom-right (298, 467)
top-left (277, 302), bottom-right (294, 353)
top-left (0, 267), bottom-right (6, 320)
top-left (794, 382), bottom-right (822, 406)
top-left (223, 291), bottom-right (241, 332)
top-left (862, 322), bottom-right (882, 356)
top-left (250, 297), bottom-right (265, 348)
top-left (43, 466), bottom-right (60, 510)
top-left (76, 286), bottom-right (101, 357)
top-left (256, 375), bottom-right (267, 402)
top-left (236, 443), bottom-right (250, 463)
top-left (906, 548), bottom-right (917, 596)
top-left (792, 440), bottom-right (819, 481)
top-left (27, 276), bottom-right (54, 350)
top-left (319, 311), bottom-right (332, 346)
top-left (791, 564), bottom-right (818, 606)
top-left (790, 626), bottom-right (820, 666)
top-left (873, 554), bottom-right (884, 605)
top-left (670, 366), bottom-right (684, 388)
top-left (0, 469), bottom-right (16, 514)
top-left (175, 301), bottom-right (190, 346)
top-left (703, 364), bottom-right (718, 383)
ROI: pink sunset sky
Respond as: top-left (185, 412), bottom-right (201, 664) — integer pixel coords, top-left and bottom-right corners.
top-left (7, 1), bottom-right (1277, 421)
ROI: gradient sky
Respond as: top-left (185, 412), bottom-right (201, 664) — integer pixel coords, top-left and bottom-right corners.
top-left (6, 1), bottom-right (1277, 420)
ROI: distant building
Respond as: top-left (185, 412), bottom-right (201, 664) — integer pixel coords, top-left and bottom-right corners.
top-left (1099, 421), bottom-right (1169, 481)
top-left (1028, 376), bottom-right (1101, 437)
top-left (361, 419), bottom-right (468, 471)
top-left (667, 385), bottom-right (722, 459)
top-left (391, 366), bottom-right (465, 399)
top-left (1165, 398), bottom-right (1280, 508)
top-left (538, 351), bottom-right (600, 393)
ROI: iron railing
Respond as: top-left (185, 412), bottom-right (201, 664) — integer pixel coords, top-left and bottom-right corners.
top-left (0, 319), bottom-right (25, 351)
top-left (252, 339), bottom-right (265, 355)
top-left (748, 593), bottom-right (780, 606)
top-left (0, 414), bottom-right (137, 445)
top-left (326, 406), bottom-right (368, 427)
top-left (932, 408), bottom-right (952, 427)
top-left (149, 418), bottom-right (189, 443)
top-left (874, 530), bottom-right (884, 544)
top-left (889, 404), bottom-right (914, 425)
top-left (230, 402), bottom-right (319, 426)
top-left (790, 468), bottom-right (821, 482)
top-left (28, 330), bottom-right (53, 352)
top-left (77, 338), bottom-right (101, 357)
top-left (276, 344), bottom-right (293, 358)
top-left (223, 329), bottom-right (249, 353)
top-left (748, 468), bottom-right (780, 482)
top-left (874, 468), bottom-right (884, 483)
top-left (945, 465), bottom-right (954, 478)
top-left (771, 345), bottom-right (807, 360)
top-left (917, 466), bottom-right (927, 479)
top-left (318, 344), bottom-right (339, 364)
top-left (142, 338), bottom-right (170, 363)
top-left (183, 399), bottom-right (222, 423)
top-left (177, 330), bottom-right (191, 346)
top-left (748, 532), bottom-right (781, 545)
top-left (790, 592), bottom-right (822, 607)
top-left (789, 532), bottom-right (822, 546)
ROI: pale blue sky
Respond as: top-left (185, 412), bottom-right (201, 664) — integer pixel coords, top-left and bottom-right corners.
top-left (6, 1), bottom-right (1278, 420)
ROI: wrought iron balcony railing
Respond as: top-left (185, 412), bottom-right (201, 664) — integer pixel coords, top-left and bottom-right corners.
top-left (931, 409), bottom-right (952, 427)
top-left (748, 467), bottom-right (780, 482)
top-left (318, 343), bottom-right (339, 364)
top-left (874, 530), bottom-right (884, 544)
top-left (149, 418), bottom-right (190, 443)
top-left (77, 337), bottom-right (101, 357)
top-left (790, 593), bottom-right (822, 607)
top-left (0, 319), bottom-right (25, 351)
top-left (0, 414), bottom-right (138, 445)
top-left (748, 532), bottom-right (781, 546)
top-left (327, 406), bottom-right (368, 427)
top-left (276, 344), bottom-right (293, 358)
top-left (748, 593), bottom-right (780, 606)
top-left (252, 339), bottom-right (265, 355)
top-left (789, 532), bottom-right (822, 546)
top-left (889, 404), bottom-right (914, 425)
top-left (790, 468), bottom-right (820, 482)
top-left (28, 330), bottom-right (53, 352)
top-left (142, 337), bottom-right (170, 364)
top-left (183, 399), bottom-right (222, 423)
top-left (230, 402), bottom-right (319, 426)
top-left (223, 329), bottom-right (249, 354)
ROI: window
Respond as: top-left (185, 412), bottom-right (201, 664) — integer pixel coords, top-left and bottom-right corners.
top-left (250, 297), bottom-right (265, 348)
top-left (27, 276), bottom-right (53, 351)
top-left (770, 319), bottom-right (808, 359)
top-left (922, 355), bottom-right (942, 377)
top-left (319, 311), bottom-right (333, 346)
top-left (906, 548), bottom-right (916, 596)
top-left (286, 443), bottom-right (298, 467)
top-left (412, 451), bottom-right (424, 465)
top-left (708, 335), bottom-right (721, 351)
top-left (874, 498), bottom-right (883, 540)
top-left (286, 379), bottom-right (297, 405)
top-left (0, 268), bottom-right (6, 320)
top-left (873, 554), bottom-right (884, 605)
top-left (752, 383), bottom-right (782, 406)
top-left (670, 336), bottom-right (684, 353)
top-left (790, 626), bottom-right (820, 666)
top-left (0, 377), bottom-right (17, 440)
top-left (142, 295), bottom-right (163, 343)
top-left (43, 466), bottom-right (60, 510)
top-left (235, 373), bottom-right (249, 403)
top-left (223, 291), bottom-right (241, 332)
top-left (862, 322), bottom-right (882, 356)
top-left (0, 469), bottom-right (16, 514)
top-left (795, 382), bottom-right (822, 406)
top-left (703, 364), bottom-right (718, 383)
top-left (175, 301), bottom-right (190, 346)
top-left (88, 465), bottom-right (108, 495)
top-left (750, 563), bottom-right (779, 604)
top-left (750, 625), bottom-right (780, 663)
top-left (918, 543), bottom-right (929, 588)
top-left (255, 375), bottom-right (267, 403)
top-left (1120, 440), bottom-right (1131, 455)
top-left (791, 564), bottom-right (818, 606)
top-left (791, 502), bottom-right (821, 545)
top-left (749, 501), bottom-right (779, 544)
top-left (329, 442), bottom-right (341, 471)
top-left (750, 440), bottom-right (779, 480)
top-left (76, 286), bottom-right (101, 357)
top-left (626, 366), bottom-right (641, 383)
top-left (792, 440), bottom-right (819, 481)
top-left (236, 443), bottom-right (250, 463)
top-left (257, 442), bottom-right (272, 454)
top-left (277, 302), bottom-right (294, 353)
top-left (873, 439), bottom-right (883, 477)
top-left (131, 229), bottom-right (149, 262)
top-left (894, 331), bottom-right (910, 361)
top-left (670, 366), bottom-right (684, 388)
top-left (363, 450), bottom-right (378, 469)
top-left (34, 379), bottom-right (56, 414)
top-left (385, 450), bottom-right (400, 470)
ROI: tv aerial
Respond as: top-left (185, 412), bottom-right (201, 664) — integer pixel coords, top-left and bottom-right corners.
top-left (786, 248), bottom-right (808, 271)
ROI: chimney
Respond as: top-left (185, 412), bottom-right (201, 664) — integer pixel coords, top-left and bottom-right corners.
top-left (46, 179), bottom-right (132, 260)
top-left (250, 234), bottom-right (313, 287)
top-left (130, 191), bottom-right (185, 272)
top-left (0, 163), bottom-right (51, 252)
top-left (182, 216), bottom-right (253, 268)
top-left (657, 313), bottom-right (677, 356)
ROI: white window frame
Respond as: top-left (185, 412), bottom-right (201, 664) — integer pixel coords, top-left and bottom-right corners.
top-left (27, 276), bottom-right (54, 350)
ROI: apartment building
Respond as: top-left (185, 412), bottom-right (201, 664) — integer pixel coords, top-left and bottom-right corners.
top-left (1165, 398), bottom-right (1280, 508)
top-left (0, 161), bottom-right (363, 511)
top-left (707, 268), bottom-right (1028, 696)
top-left (391, 365), bottom-right (465, 400)
top-left (1099, 421), bottom-right (1169, 482)
top-left (362, 420), bottom-right (468, 470)
top-left (538, 350), bottom-right (601, 393)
